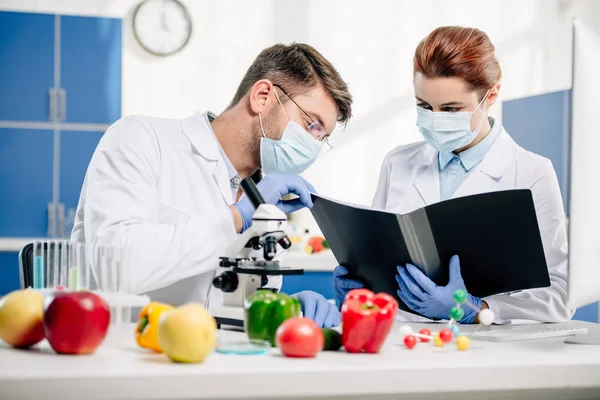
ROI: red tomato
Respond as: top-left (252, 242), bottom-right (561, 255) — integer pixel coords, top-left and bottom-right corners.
top-left (275, 317), bottom-right (324, 358)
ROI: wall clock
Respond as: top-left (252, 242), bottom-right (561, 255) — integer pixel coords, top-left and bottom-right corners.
top-left (133, 0), bottom-right (192, 56)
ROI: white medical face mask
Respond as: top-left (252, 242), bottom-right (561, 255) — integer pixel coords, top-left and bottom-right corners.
top-left (416, 90), bottom-right (491, 153)
top-left (259, 91), bottom-right (323, 175)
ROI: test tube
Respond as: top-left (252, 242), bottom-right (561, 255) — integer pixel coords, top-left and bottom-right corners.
top-left (94, 245), bottom-right (112, 321)
top-left (67, 242), bottom-right (78, 290)
top-left (53, 240), bottom-right (60, 288)
top-left (32, 241), bottom-right (45, 289)
top-left (94, 245), bottom-right (132, 324)
top-left (118, 246), bottom-right (131, 324)
top-left (67, 242), bottom-right (89, 291)
top-left (59, 241), bottom-right (68, 289)
top-left (45, 241), bottom-right (55, 288)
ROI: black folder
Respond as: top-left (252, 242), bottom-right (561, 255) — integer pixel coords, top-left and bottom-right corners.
top-left (309, 190), bottom-right (551, 315)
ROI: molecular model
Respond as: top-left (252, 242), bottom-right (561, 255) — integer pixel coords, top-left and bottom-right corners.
top-left (399, 289), bottom-right (495, 351)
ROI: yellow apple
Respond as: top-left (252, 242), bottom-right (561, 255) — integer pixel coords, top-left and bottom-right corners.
top-left (158, 303), bottom-right (217, 363)
top-left (0, 289), bottom-right (45, 348)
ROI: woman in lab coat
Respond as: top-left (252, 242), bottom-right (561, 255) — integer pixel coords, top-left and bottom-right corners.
top-left (333, 26), bottom-right (573, 324)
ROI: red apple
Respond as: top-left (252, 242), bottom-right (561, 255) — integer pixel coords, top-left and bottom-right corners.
top-left (44, 291), bottom-right (111, 355)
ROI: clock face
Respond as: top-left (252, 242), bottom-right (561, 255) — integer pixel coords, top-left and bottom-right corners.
top-left (133, 0), bottom-right (192, 56)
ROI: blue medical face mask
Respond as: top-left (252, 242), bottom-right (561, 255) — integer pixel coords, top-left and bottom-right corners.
top-left (259, 91), bottom-right (323, 175)
top-left (416, 90), bottom-right (490, 152)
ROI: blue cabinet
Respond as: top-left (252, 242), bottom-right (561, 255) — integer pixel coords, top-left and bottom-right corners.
top-left (0, 252), bottom-right (20, 295)
top-left (502, 90), bottom-right (571, 211)
top-left (573, 303), bottom-right (599, 323)
top-left (0, 11), bottom-right (121, 239)
top-left (0, 12), bottom-right (55, 122)
top-left (0, 129), bottom-right (54, 237)
top-left (61, 16), bottom-right (122, 124)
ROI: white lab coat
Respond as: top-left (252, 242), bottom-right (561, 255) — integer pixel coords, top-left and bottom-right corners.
top-left (372, 125), bottom-right (574, 324)
top-left (70, 111), bottom-right (281, 309)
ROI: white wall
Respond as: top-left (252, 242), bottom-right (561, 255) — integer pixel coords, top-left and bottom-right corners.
top-left (2, 0), bottom-right (599, 233)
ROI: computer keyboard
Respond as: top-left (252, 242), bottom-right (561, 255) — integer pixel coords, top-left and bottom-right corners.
top-left (470, 325), bottom-right (588, 342)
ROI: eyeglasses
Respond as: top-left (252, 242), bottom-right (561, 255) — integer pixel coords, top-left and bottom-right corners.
top-left (273, 84), bottom-right (333, 149)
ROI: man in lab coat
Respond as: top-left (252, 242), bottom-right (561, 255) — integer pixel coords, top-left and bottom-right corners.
top-left (71, 43), bottom-right (353, 328)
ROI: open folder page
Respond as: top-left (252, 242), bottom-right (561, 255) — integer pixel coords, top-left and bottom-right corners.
top-left (309, 190), bottom-right (551, 315)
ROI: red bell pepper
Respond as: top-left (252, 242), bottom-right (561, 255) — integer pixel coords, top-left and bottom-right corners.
top-left (341, 289), bottom-right (398, 353)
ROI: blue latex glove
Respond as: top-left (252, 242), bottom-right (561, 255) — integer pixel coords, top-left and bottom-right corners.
top-left (233, 175), bottom-right (316, 232)
top-left (292, 290), bottom-right (340, 328)
top-left (333, 265), bottom-right (364, 309)
top-left (395, 255), bottom-right (482, 323)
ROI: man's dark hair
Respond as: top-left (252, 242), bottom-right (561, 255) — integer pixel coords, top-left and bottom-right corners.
top-left (228, 43), bottom-right (353, 126)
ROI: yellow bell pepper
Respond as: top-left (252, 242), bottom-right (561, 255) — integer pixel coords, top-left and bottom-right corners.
top-left (135, 302), bottom-right (174, 353)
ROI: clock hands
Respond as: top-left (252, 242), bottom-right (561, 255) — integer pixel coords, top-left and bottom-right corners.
top-left (160, 1), bottom-right (170, 32)
top-left (133, 0), bottom-right (191, 56)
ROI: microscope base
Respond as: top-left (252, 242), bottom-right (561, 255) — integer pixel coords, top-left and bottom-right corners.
top-left (213, 305), bottom-right (244, 328)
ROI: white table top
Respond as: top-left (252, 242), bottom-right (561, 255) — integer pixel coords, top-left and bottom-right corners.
top-left (1, 321), bottom-right (600, 400)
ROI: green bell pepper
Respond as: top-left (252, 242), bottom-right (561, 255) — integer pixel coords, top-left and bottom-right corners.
top-left (244, 290), bottom-right (301, 347)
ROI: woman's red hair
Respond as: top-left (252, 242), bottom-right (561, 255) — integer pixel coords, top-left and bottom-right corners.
top-left (414, 26), bottom-right (501, 98)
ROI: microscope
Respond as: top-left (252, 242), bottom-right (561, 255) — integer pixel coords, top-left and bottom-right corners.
top-left (211, 177), bottom-right (304, 327)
